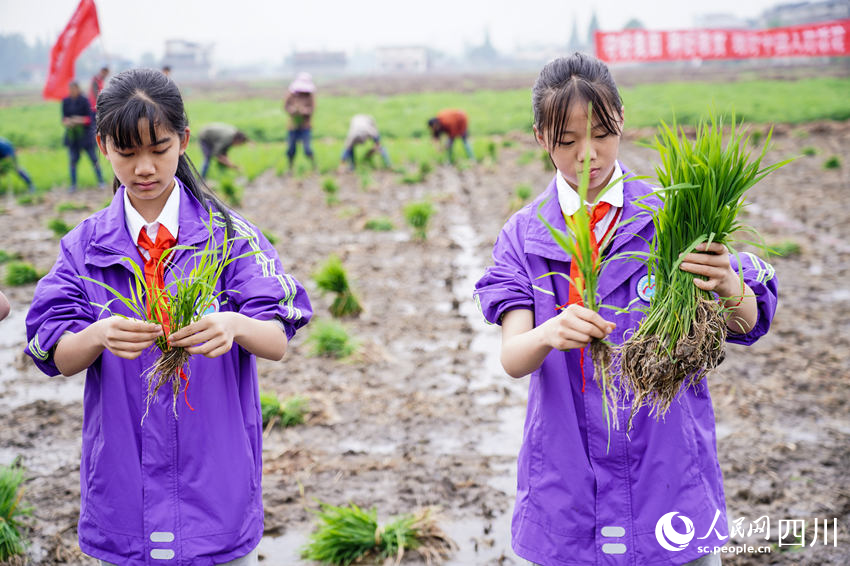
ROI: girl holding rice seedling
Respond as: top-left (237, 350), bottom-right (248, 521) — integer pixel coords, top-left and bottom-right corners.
top-left (24, 68), bottom-right (311, 565)
top-left (474, 52), bottom-right (777, 566)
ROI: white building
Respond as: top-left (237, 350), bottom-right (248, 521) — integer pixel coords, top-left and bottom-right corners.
top-left (162, 40), bottom-right (214, 80)
top-left (375, 46), bottom-right (430, 73)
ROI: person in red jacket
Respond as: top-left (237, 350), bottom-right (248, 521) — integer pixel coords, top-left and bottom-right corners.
top-left (89, 66), bottom-right (109, 113)
top-left (428, 109), bottom-right (475, 162)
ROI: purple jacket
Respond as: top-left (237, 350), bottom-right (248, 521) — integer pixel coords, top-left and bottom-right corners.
top-left (25, 181), bottom-right (311, 565)
top-left (474, 166), bottom-right (778, 566)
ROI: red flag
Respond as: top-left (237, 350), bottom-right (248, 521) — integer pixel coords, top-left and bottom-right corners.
top-left (43, 0), bottom-right (100, 100)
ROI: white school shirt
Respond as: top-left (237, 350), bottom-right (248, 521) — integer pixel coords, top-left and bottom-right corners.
top-left (123, 179), bottom-right (181, 261)
top-left (556, 162), bottom-right (624, 245)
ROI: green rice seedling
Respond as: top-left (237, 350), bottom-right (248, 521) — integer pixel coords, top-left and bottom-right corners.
top-left (79, 213), bottom-right (258, 421)
top-left (47, 217), bottom-right (72, 238)
top-left (15, 193), bottom-right (42, 206)
top-left (56, 201), bottom-right (89, 213)
top-left (322, 177), bottom-right (340, 205)
top-left (218, 177), bottom-right (242, 207)
top-left (260, 392), bottom-right (309, 428)
top-left (307, 319), bottom-right (356, 359)
top-left (260, 392), bottom-right (282, 427)
top-left (750, 130), bottom-right (763, 147)
top-left (279, 395), bottom-right (308, 427)
top-left (768, 239), bottom-right (802, 257)
top-left (536, 105), bottom-right (622, 448)
top-left (401, 167), bottom-right (424, 185)
top-left (540, 149), bottom-right (555, 171)
top-left (507, 183), bottom-right (534, 215)
top-left (0, 250), bottom-right (22, 264)
top-left (301, 502), bottom-right (457, 566)
top-left (4, 261), bottom-right (39, 286)
top-left (0, 459), bottom-right (32, 560)
top-left (261, 229), bottom-right (278, 245)
top-left (404, 200), bottom-right (435, 240)
top-left (488, 140), bottom-right (498, 160)
top-left (618, 114), bottom-right (792, 423)
top-left (313, 254), bottom-right (362, 317)
top-left (823, 155), bottom-right (841, 169)
top-left (517, 150), bottom-right (537, 166)
top-left (801, 146), bottom-right (817, 157)
top-left (364, 216), bottom-right (394, 231)
top-left (357, 167), bottom-right (373, 191)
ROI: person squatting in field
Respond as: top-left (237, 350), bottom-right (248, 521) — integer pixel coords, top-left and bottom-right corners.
top-left (340, 114), bottom-right (391, 170)
top-left (0, 136), bottom-right (35, 192)
top-left (197, 122), bottom-right (248, 178)
top-left (25, 68), bottom-right (312, 565)
top-left (427, 108), bottom-right (475, 162)
top-left (474, 52), bottom-right (777, 566)
top-left (62, 81), bottom-right (106, 192)
top-left (284, 72), bottom-right (317, 172)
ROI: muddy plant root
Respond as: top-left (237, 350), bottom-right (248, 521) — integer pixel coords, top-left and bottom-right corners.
top-left (590, 339), bottom-right (619, 429)
top-left (142, 347), bottom-right (191, 423)
top-left (619, 298), bottom-right (726, 428)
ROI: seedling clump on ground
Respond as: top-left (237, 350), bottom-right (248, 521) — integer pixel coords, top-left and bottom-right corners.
top-left (307, 319), bottom-right (357, 359)
top-left (301, 501), bottom-right (457, 566)
top-left (4, 261), bottom-right (39, 286)
top-left (0, 460), bottom-right (31, 560)
top-left (313, 254), bottom-right (363, 317)
top-left (403, 200), bottom-right (435, 240)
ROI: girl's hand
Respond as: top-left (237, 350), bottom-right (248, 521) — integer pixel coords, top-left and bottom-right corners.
top-left (97, 316), bottom-right (162, 360)
top-left (168, 312), bottom-right (239, 358)
top-left (679, 242), bottom-right (741, 297)
top-left (541, 304), bottom-right (615, 351)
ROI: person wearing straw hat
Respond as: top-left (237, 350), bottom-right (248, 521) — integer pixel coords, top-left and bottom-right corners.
top-left (284, 72), bottom-right (317, 172)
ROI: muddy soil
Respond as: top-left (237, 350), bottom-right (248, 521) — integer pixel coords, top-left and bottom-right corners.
top-left (1, 120), bottom-right (849, 566)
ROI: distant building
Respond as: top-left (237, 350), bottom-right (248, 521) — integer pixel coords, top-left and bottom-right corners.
top-left (693, 13), bottom-right (752, 29)
top-left (375, 46), bottom-right (430, 73)
top-left (760, 0), bottom-right (850, 27)
top-left (286, 51), bottom-right (347, 72)
top-left (162, 40), bottom-right (214, 80)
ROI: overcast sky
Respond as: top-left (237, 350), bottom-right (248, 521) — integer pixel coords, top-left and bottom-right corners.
top-left (2, 0), bottom-right (784, 66)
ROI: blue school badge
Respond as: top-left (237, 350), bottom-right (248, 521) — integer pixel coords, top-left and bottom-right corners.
top-left (637, 274), bottom-right (655, 302)
top-left (194, 295), bottom-right (220, 317)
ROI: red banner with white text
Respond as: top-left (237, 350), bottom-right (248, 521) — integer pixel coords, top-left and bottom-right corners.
top-left (595, 19), bottom-right (850, 63)
top-left (43, 0), bottom-right (100, 100)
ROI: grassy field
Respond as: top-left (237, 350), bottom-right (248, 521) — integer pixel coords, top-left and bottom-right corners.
top-left (0, 76), bottom-right (848, 193)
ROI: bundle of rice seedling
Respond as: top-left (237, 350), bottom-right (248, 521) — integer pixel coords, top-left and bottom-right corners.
top-left (403, 200), bottom-right (434, 240)
top-left (313, 254), bottom-right (362, 318)
top-left (618, 114), bottom-right (791, 422)
top-left (0, 460), bottom-right (31, 561)
top-left (82, 214), bottom-right (256, 421)
top-left (537, 105), bottom-right (624, 448)
top-left (301, 502), bottom-right (457, 566)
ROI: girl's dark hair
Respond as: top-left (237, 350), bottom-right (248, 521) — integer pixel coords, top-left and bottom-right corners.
top-left (95, 67), bottom-right (233, 236)
top-left (532, 52), bottom-right (623, 147)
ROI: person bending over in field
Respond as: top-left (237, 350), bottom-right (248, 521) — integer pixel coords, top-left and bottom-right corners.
top-left (427, 108), bottom-right (474, 163)
top-left (197, 122), bottom-right (248, 178)
top-left (340, 114), bottom-right (390, 170)
top-left (0, 136), bottom-right (35, 192)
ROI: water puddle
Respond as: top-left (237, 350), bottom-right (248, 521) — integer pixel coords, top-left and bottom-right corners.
top-left (0, 309), bottom-right (84, 408)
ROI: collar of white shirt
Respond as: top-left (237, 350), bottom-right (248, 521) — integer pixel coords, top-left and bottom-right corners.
top-left (123, 178), bottom-right (181, 244)
top-left (556, 162), bottom-right (624, 216)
